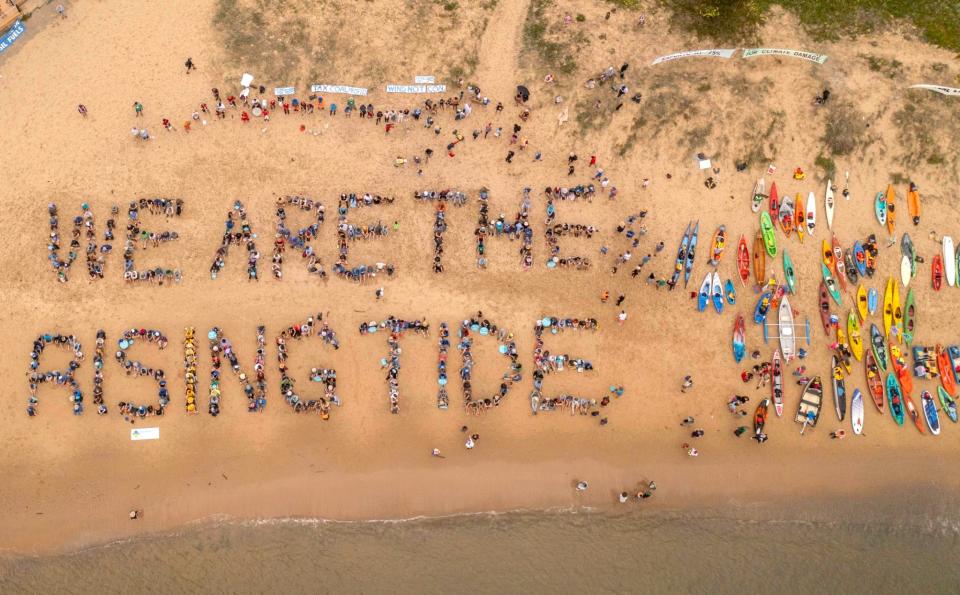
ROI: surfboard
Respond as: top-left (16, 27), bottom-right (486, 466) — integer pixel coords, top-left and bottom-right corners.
top-left (806, 190), bottom-right (817, 236)
top-left (825, 179), bottom-right (835, 230)
top-left (851, 389), bottom-right (864, 435)
top-left (943, 236), bottom-right (956, 287)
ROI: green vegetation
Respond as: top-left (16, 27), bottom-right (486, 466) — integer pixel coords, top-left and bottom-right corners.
top-left (859, 54), bottom-right (904, 79)
top-left (522, 0), bottom-right (580, 74)
top-left (822, 101), bottom-right (871, 156)
top-left (815, 155), bottom-right (837, 180)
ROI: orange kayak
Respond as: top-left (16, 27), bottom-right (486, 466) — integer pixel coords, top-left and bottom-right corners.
top-left (937, 344), bottom-right (957, 396)
top-left (907, 184), bottom-right (921, 226)
top-left (886, 184), bottom-right (896, 235)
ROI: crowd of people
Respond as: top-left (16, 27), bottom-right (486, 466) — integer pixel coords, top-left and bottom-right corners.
top-left (331, 193), bottom-right (396, 283)
top-left (27, 333), bottom-right (85, 416)
top-left (210, 200), bottom-right (259, 280)
top-left (414, 189), bottom-right (467, 273)
top-left (123, 199), bottom-right (183, 284)
top-left (437, 322), bottom-right (451, 409)
top-left (273, 195), bottom-right (327, 279)
top-left (208, 326), bottom-right (268, 415)
top-left (531, 317), bottom-right (609, 423)
top-left (457, 312), bottom-right (522, 415)
top-left (544, 185), bottom-right (598, 270)
top-left (46, 203), bottom-right (115, 282)
top-left (360, 317), bottom-right (430, 414)
top-left (185, 327), bottom-right (198, 413)
top-left (611, 211), bottom-right (649, 276)
top-left (115, 328), bottom-right (169, 418)
top-left (278, 313), bottom-right (341, 416)
top-left (474, 187), bottom-right (534, 269)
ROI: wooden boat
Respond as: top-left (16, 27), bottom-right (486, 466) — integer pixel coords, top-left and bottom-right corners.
top-left (807, 190), bottom-right (817, 236)
top-left (868, 287), bottom-right (878, 315)
top-left (760, 212), bottom-right (777, 256)
top-left (671, 222), bottom-right (692, 287)
top-left (711, 272), bottom-right (724, 314)
top-left (903, 288), bottom-right (915, 346)
top-left (856, 285), bottom-right (868, 321)
top-left (709, 225), bottom-right (726, 266)
top-left (864, 349), bottom-right (884, 412)
top-left (754, 398), bottom-right (769, 438)
top-left (819, 281), bottom-right (832, 335)
top-left (832, 355), bottom-right (847, 421)
top-left (783, 250), bottom-right (796, 294)
top-left (937, 344), bottom-right (956, 396)
top-left (871, 324), bottom-right (888, 371)
top-left (683, 220), bottom-right (700, 288)
top-left (772, 349), bottom-right (783, 416)
top-left (922, 391), bottom-right (940, 435)
top-left (883, 277), bottom-right (894, 336)
top-left (821, 263), bottom-right (841, 305)
top-left (779, 296), bottom-right (795, 361)
top-left (725, 279), bottom-right (736, 305)
top-left (885, 184), bottom-right (896, 235)
top-left (943, 236), bottom-right (955, 287)
top-left (779, 192), bottom-right (795, 237)
top-left (825, 179), bottom-right (835, 230)
top-left (875, 191), bottom-right (887, 227)
top-left (847, 311), bottom-right (863, 361)
top-left (932, 254), bottom-right (944, 291)
top-left (796, 375), bottom-right (824, 432)
top-left (768, 181), bottom-right (780, 220)
top-left (903, 390), bottom-right (923, 434)
top-left (697, 272), bottom-right (711, 312)
top-left (907, 183), bottom-right (921, 225)
top-left (890, 343), bottom-right (913, 396)
top-left (753, 231), bottom-right (765, 285)
top-left (832, 235), bottom-right (847, 292)
top-left (754, 291), bottom-right (772, 324)
top-left (853, 241), bottom-right (867, 277)
top-left (733, 314), bottom-right (745, 363)
top-left (887, 373), bottom-right (905, 426)
top-left (751, 177), bottom-right (766, 213)
top-left (851, 389), bottom-right (864, 435)
top-left (795, 193), bottom-right (806, 243)
top-left (937, 385), bottom-right (958, 423)
top-left (737, 234), bottom-right (750, 286)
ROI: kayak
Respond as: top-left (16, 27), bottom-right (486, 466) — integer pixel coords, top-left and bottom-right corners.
top-left (780, 193), bottom-right (795, 237)
top-left (772, 349), bottom-right (783, 416)
top-left (932, 254), bottom-right (943, 291)
top-left (754, 398), bottom-right (769, 438)
top-left (900, 255), bottom-right (912, 288)
top-left (753, 231), bottom-right (765, 286)
top-left (892, 281), bottom-right (903, 341)
top-left (783, 250), bottom-right (796, 294)
top-left (671, 222), bottom-right (692, 287)
top-left (883, 277), bottom-right (894, 336)
top-left (822, 239), bottom-right (834, 270)
top-left (835, 327), bottom-right (853, 374)
top-left (795, 193), bottom-right (806, 243)
top-left (903, 288), bottom-right (915, 346)
top-left (769, 181), bottom-right (780, 221)
top-left (875, 191), bottom-right (887, 227)
top-left (890, 343), bottom-right (913, 396)
top-left (807, 190), bottom-right (817, 236)
top-left (848, 311), bottom-right (863, 361)
top-left (709, 225), bottom-right (726, 266)
top-left (937, 344), bottom-right (957, 396)
top-left (711, 272), bottom-right (724, 314)
top-left (903, 390), bottom-right (923, 434)
top-left (832, 355), bottom-right (847, 421)
top-left (819, 281), bottom-right (832, 335)
top-left (856, 284), bottom-right (868, 321)
top-left (684, 221), bottom-right (700, 288)
top-left (821, 263), bottom-right (841, 305)
top-left (937, 385), bottom-right (958, 423)
top-left (853, 241), bottom-right (867, 277)
top-left (868, 287), bottom-right (878, 315)
top-left (697, 272), bottom-right (711, 312)
top-left (825, 179), bottom-right (835, 230)
top-left (948, 345), bottom-right (960, 384)
top-left (733, 314), bottom-right (746, 363)
top-left (754, 291), bottom-right (772, 324)
top-left (737, 234), bottom-right (750, 286)
top-left (751, 177), bottom-right (766, 213)
top-left (725, 279), bottom-right (736, 305)
top-left (851, 389), bottom-right (864, 435)
top-left (844, 250), bottom-right (858, 286)
top-left (921, 391), bottom-right (940, 435)
top-left (886, 184), bottom-right (896, 235)
top-left (902, 233), bottom-right (916, 278)
top-left (871, 324), bottom-right (888, 371)
top-left (907, 183), bottom-right (921, 225)
top-left (832, 235), bottom-right (847, 292)
top-left (864, 235), bottom-right (878, 278)
top-left (887, 373), bottom-right (905, 426)
top-left (779, 296), bottom-right (795, 361)
top-left (943, 236), bottom-right (956, 287)
top-left (760, 212), bottom-right (777, 256)
top-left (796, 375), bottom-right (824, 431)
top-left (864, 349), bottom-right (884, 412)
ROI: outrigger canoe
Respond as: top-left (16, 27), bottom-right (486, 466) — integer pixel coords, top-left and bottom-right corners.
top-left (887, 372), bottom-right (905, 426)
top-left (783, 250), bottom-right (796, 294)
top-left (737, 234), bottom-right (750, 286)
top-left (864, 349), bottom-right (884, 412)
top-left (760, 212), bottom-right (777, 256)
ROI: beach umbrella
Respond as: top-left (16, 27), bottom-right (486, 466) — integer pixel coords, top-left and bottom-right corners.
top-left (516, 85), bottom-right (530, 101)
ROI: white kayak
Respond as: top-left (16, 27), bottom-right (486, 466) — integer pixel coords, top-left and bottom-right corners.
top-left (825, 180), bottom-right (835, 230)
top-left (944, 236), bottom-right (956, 287)
top-left (806, 191), bottom-right (817, 236)
top-left (779, 296), bottom-right (795, 361)
top-left (901, 255), bottom-right (912, 288)
top-left (851, 389), bottom-right (864, 435)
top-left (751, 177), bottom-right (765, 213)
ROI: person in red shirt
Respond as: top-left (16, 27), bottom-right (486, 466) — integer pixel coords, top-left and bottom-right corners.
top-left (240, 112), bottom-right (250, 123)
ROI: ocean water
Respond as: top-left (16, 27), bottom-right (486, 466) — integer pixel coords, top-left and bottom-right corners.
top-left (2, 505), bottom-right (959, 594)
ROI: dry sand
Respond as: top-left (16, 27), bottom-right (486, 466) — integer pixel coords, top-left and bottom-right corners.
top-left (1, 0), bottom-right (959, 556)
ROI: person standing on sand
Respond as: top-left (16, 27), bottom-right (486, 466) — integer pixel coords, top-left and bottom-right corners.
top-left (133, 101), bottom-right (143, 117)
top-left (681, 375), bottom-right (693, 393)
top-left (77, 104), bottom-right (87, 117)
top-left (185, 57), bottom-right (196, 73)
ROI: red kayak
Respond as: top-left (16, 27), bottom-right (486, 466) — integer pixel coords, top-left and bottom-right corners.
top-left (937, 344), bottom-right (957, 396)
top-left (819, 280), bottom-right (832, 334)
top-left (737, 234), bottom-right (750, 286)
top-left (864, 350), bottom-right (884, 413)
top-left (932, 254), bottom-right (943, 291)
top-left (768, 182), bottom-right (780, 221)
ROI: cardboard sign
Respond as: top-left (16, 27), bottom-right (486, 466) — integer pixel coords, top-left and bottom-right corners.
top-left (742, 48), bottom-right (828, 64)
top-left (310, 84), bottom-right (368, 96)
top-left (131, 427), bottom-right (160, 441)
top-left (651, 49), bottom-right (736, 66)
top-left (274, 86), bottom-right (296, 96)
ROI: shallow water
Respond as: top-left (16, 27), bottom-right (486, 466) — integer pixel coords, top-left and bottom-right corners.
top-left (2, 503), bottom-right (959, 594)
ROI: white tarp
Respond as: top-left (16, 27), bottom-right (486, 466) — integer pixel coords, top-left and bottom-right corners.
top-left (908, 84), bottom-right (960, 97)
top-left (310, 84), bottom-right (369, 96)
top-left (651, 49), bottom-right (737, 66)
top-left (742, 48), bottom-right (828, 64)
top-left (274, 86), bottom-right (296, 96)
top-left (131, 427), bottom-right (160, 441)
top-left (240, 73), bottom-right (254, 88)
top-left (386, 84), bottom-right (447, 93)
top-left (414, 75), bottom-right (436, 84)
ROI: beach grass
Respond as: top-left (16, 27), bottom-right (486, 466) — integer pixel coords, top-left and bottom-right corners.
top-left (522, 0), bottom-right (581, 75)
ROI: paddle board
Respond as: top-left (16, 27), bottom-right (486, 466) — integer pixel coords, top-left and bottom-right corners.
top-left (825, 180), bottom-right (835, 230)
top-left (943, 236), bottom-right (956, 287)
top-left (851, 389), bottom-right (864, 435)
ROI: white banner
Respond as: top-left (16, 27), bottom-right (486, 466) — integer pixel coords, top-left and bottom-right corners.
top-left (274, 86), bottom-right (296, 96)
top-left (414, 75), bottom-right (436, 84)
top-left (310, 84), bottom-right (369, 96)
top-left (908, 84), bottom-right (960, 97)
top-left (651, 49), bottom-right (737, 66)
top-left (742, 48), bottom-right (828, 64)
top-left (386, 84), bottom-right (447, 93)
top-left (131, 427), bottom-right (160, 441)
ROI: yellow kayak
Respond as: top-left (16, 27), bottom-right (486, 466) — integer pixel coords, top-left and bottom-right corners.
top-left (856, 284), bottom-right (868, 321)
top-left (893, 279), bottom-right (903, 343)
top-left (848, 311), bottom-right (863, 361)
top-left (883, 277), bottom-right (894, 337)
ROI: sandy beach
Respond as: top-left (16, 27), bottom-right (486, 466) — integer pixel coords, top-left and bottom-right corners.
top-left (1, 0), bottom-right (960, 559)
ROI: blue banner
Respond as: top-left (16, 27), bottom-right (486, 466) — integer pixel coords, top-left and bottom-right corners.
top-left (0, 20), bottom-right (25, 54)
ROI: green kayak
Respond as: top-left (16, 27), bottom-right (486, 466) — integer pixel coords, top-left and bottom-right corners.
top-left (783, 249), bottom-right (796, 294)
top-left (760, 212), bottom-right (777, 256)
top-left (821, 262), bottom-right (841, 305)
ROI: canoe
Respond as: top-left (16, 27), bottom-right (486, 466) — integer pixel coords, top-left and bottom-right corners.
top-left (796, 375), bottom-right (824, 431)
top-left (683, 221), bottom-right (699, 288)
top-left (887, 372), bottom-right (905, 426)
top-left (753, 231), bottom-right (765, 286)
top-left (697, 272), bottom-right (711, 312)
top-left (937, 344), bottom-right (957, 396)
top-left (779, 296), bottom-right (795, 361)
top-left (868, 287), bottom-right (878, 315)
top-left (825, 180), bottom-right (835, 230)
top-left (856, 285), bottom-right (868, 321)
top-left (890, 343), bottom-right (913, 396)
top-left (892, 281), bottom-right (903, 341)
top-left (737, 234), bottom-right (750, 286)
top-left (848, 311), bottom-right (863, 361)
top-left (943, 236), bottom-right (956, 287)
top-left (821, 239), bottom-right (834, 270)
top-left (751, 177), bottom-right (765, 213)
top-left (885, 184), bottom-right (896, 235)
top-left (883, 278), bottom-right (894, 336)
top-left (932, 254), bottom-right (944, 291)
top-left (754, 291), bottom-right (772, 324)
top-left (806, 190), bottom-right (817, 236)
top-left (835, 327), bottom-right (853, 374)
top-left (754, 398), bottom-right (769, 438)
top-left (733, 315), bottom-right (745, 363)
top-left (937, 385), bottom-right (958, 423)
top-left (769, 181), bottom-right (780, 221)
top-left (780, 193), bottom-right (795, 237)
top-left (795, 193), bottom-right (806, 243)
top-left (711, 272), bottom-right (724, 314)
top-left (903, 288), bottom-right (915, 346)
top-left (874, 191), bottom-right (887, 227)
top-left (864, 235), bottom-right (878, 278)
top-left (819, 280), bottom-right (832, 334)
top-left (844, 250), bottom-right (858, 286)
top-left (709, 225), bottom-right (726, 266)
top-left (900, 255), bottom-right (912, 288)
top-left (725, 279), bottom-right (736, 305)
top-left (871, 324), bottom-right (888, 371)
top-left (921, 391), bottom-right (940, 435)
top-left (832, 235), bottom-right (847, 292)
top-left (853, 241), bottom-right (867, 277)
top-left (832, 355), bottom-right (847, 421)
top-left (851, 389), bottom-right (864, 435)
top-left (948, 345), bottom-right (960, 384)
top-left (902, 233), bottom-right (916, 278)
top-left (783, 250), bottom-right (796, 294)
top-left (670, 222), bottom-right (692, 287)
top-left (772, 349), bottom-right (783, 416)
top-left (907, 183), bottom-right (921, 225)
top-left (821, 263), bottom-right (841, 305)
top-left (864, 349), bottom-right (884, 412)
top-left (903, 391), bottom-right (923, 434)
top-left (760, 212), bottom-right (777, 256)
